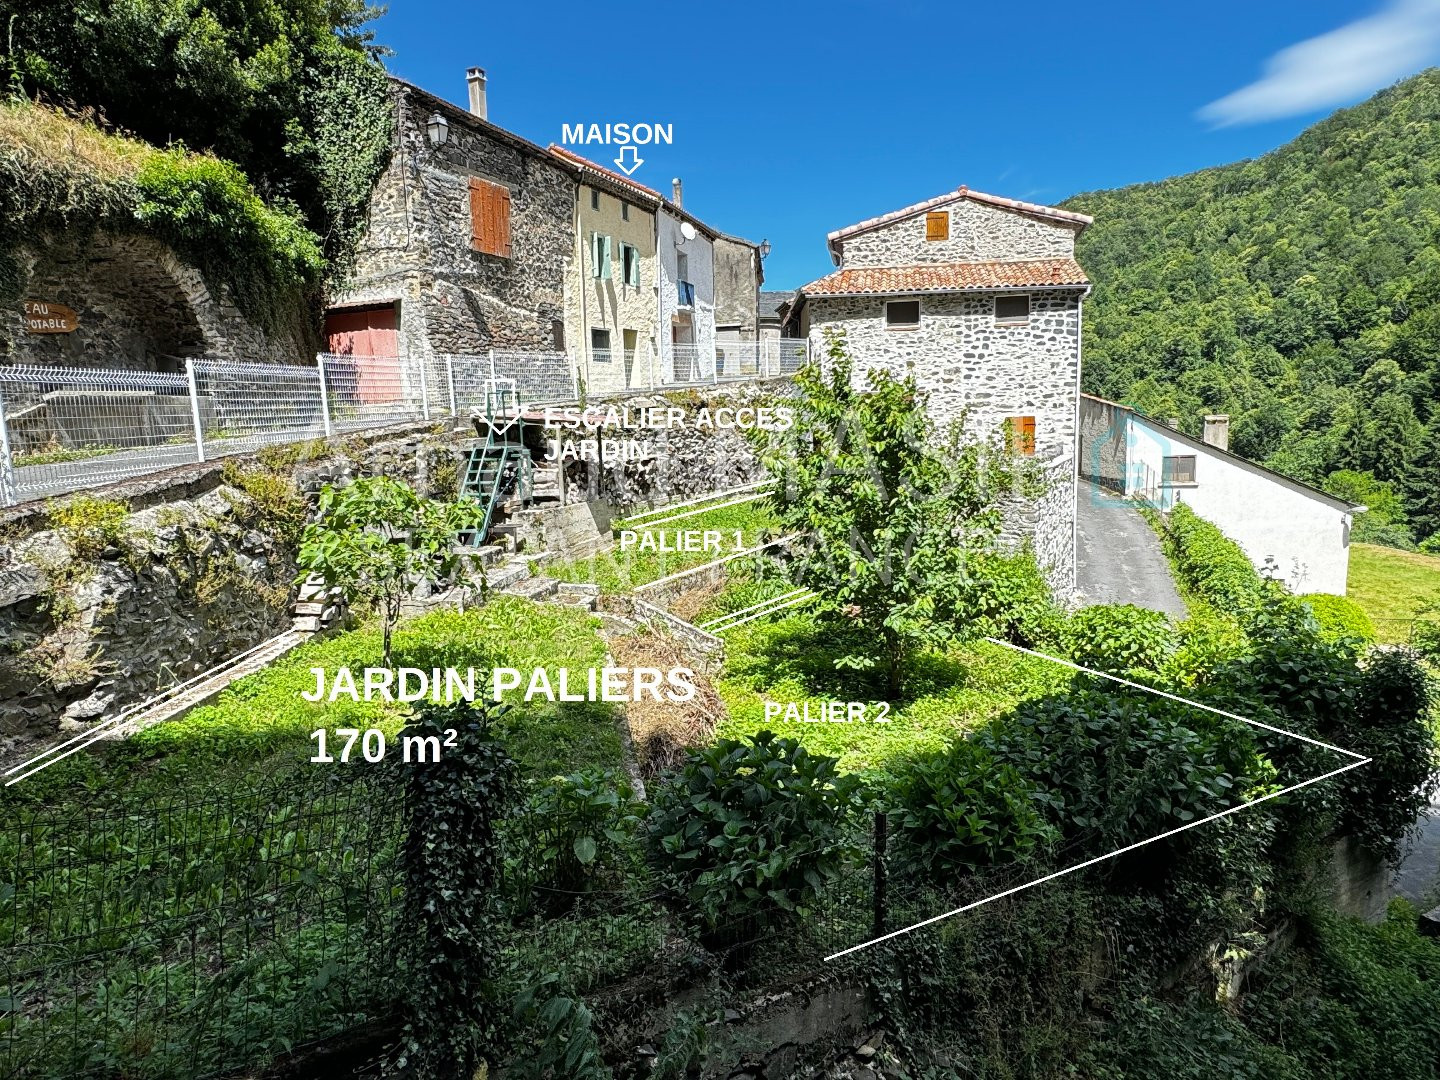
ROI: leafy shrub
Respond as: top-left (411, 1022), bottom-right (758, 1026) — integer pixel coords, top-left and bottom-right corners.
top-left (1162, 504), bottom-right (1264, 611)
top-left (645, 732), bottom-right (860, 929)
top-left (1165, 605), bottom-right (1251, 686)
top-left (975, 690), bottom-right (1261, 849)
top-left (509, 975), bottom-right (611, 1080)
top-left (1299, 593), bottom-right (1377, 645)
top-left (885, 736), bottom-right (1057, 879)
top-left (518, 769), bottom-right (644, 911)
top-left (135, 148), bottom-right (323, 326)
top-left (1064, 603), bottom-right (1176, 675)
top-left (1239, 902), bottom-right (1440, 1079)
top-left (1331, 648), bottom-right (1438, 860)
top-left (962, 547), bottom-right (1066, 648)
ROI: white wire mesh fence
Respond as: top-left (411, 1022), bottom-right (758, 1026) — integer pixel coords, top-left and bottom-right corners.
top-left (0, 341), bottom-right (810, 506)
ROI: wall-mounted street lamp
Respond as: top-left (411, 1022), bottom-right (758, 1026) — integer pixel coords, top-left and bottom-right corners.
top-left (758, 238), bottom-right (771, 259)
top-left (426, 112), bottom-right (450, 148)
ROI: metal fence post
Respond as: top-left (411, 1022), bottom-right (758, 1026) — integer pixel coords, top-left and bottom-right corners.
top-left (445, 355), bottom-right (457, 416)
top-left (872, 810), bottom-right (888, 939)
top-left (0, 384), bottom-right (16, 506)
top-left (185, 358), bottom-right (206, 463)
top-left (316, 354), bottom-right (334, 438)
top-left (417, 355), bottom-right (431, 422)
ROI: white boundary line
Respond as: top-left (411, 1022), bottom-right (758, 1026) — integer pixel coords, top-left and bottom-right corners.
top-left (4, 631), bottom-right (300, 786)
top-left (620, 480), bottom-right (773, 526)
top-left (822, 638), bottom-right (1373, 961)
top-left (633, 534), bottom-right (800, 595)
top-left (983, 638), bottom-right (1367, 761)
top-left (709, 591), bottom-right (818, 633)
top-left (700, 588), bottom-right (813, 629)
top-left (824, 757), bottom-right (1370, 961)
top-left (622, 491), bottom-right (772, 531)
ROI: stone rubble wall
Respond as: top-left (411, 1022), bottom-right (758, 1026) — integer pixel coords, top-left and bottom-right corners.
top-left (838, 196), bottom-right (1080, 267)
top-left (337, 84), bottom-right (577, 360)
top-left (3, 232), bottom-right (313, 368)
top-left (0, 421), bottom-right (464, 750)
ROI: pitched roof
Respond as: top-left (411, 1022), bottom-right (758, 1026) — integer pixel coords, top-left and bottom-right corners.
top-left (1081, 394), bottom-right (1364, 513)
top-left (392, 77), bottom-right (571, 172)
top-left (758, 290), bottom-right (793, 320)
top-left (799, 258), bottom-right (1089, 297)
top-left (547, 145), bottom-right (663, 204)
top-left (827, 186), bottom-right (1093, 261)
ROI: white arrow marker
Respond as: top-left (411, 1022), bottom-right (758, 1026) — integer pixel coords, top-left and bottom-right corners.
top-left (614, 146), bottom-right (644, 175)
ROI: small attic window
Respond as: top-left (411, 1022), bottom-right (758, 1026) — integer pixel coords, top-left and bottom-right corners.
top-left (995, 294), bottom-right (1030, 325)
top-left (925, 212), bottom-right (949, 241)
top-left (885, 299), bottom-right (920, 329)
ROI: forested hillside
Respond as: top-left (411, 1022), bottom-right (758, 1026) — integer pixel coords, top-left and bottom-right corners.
top-left (1065, 69), bottom-right (1440, 550)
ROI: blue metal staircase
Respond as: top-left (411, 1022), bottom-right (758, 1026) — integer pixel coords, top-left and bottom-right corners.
top-left (457, 379), bottom-right (533, 548)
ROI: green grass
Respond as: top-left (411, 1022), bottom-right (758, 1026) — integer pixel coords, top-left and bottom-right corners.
top-left (548, 497), bottom-right (781, 593)
top-left (1347, 542), bottom-right (1440, 644)
top-left (713, 607), bottom-right (1070, 775)
top-left (0, 597), bottom-right (623, 1078)
top-left (2, 596), bottom-right (620, 809)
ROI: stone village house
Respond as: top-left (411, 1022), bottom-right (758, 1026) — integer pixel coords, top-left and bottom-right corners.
top-left (328, 69), bottom-right (761, 397)
top-left (786, 186), bottom-right (1093, 595)
top-left (784, 185), bottom-right (1361, 599)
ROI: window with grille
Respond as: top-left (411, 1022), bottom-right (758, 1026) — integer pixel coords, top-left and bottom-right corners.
top-left (1162, 455), bottom-right (1196, 484)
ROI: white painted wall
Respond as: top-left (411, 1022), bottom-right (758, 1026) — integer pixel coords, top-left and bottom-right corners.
top-left (657, 210), bottom-right (715, 383)
top-left (1124, 415), bottom-right (1354, 595)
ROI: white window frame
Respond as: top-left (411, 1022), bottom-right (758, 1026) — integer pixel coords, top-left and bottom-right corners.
top-left (885, 298), bottom-right (921, 331)
top-left (994, 293), bottom-right (1031, 327)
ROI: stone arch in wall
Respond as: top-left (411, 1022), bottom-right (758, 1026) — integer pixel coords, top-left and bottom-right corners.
top-left (3, 231), bottom-right (312, 370)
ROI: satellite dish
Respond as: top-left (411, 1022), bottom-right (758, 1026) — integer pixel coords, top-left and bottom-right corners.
top-left (680, 221), bottom-right (697, 242)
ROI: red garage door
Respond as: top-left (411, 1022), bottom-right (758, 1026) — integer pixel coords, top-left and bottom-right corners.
top-left (324, 304), bottom-right (399, 404)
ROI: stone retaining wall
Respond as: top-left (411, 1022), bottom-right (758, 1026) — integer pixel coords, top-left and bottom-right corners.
top-left (0, 421), bottom-right (465, 753)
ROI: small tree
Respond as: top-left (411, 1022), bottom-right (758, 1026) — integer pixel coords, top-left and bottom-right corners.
top-left (760, 332), bottom-right (1038, 696)
top-left (296, 476), bottom-right (480, 664)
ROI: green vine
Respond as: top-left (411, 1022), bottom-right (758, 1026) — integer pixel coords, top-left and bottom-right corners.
top-left (385, 699), bottom-right (518, 1079)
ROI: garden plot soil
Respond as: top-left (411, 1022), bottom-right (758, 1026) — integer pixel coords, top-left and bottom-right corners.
top-left (609, 629), bottom-right (725, 777)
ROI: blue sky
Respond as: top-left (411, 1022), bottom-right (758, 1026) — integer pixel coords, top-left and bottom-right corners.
top-left (379, 0), bottom-right (1440, 289)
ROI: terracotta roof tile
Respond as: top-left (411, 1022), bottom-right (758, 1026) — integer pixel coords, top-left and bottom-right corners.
top-left (547, 145), bottom-right (664, 202)
top-left (799, 258), bottom-right (1089, 297)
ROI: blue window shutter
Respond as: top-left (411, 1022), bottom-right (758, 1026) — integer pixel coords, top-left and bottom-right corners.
top-left (601, 236), bottom-right (613, 280)
top-left (591, 233), bottom-right (602, 278)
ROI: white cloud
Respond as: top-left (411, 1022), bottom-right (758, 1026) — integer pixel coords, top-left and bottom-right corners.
top-left (1198, 0), bottom-right (1440, 127)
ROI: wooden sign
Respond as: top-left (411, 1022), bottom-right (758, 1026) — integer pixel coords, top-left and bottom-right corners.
top-left (22, 300), bottom-right (78, 334)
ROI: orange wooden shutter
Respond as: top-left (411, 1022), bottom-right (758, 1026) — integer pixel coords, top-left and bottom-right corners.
top-left (496, 183), bottom-right (512, 257)
top-left (468, 178), bottom-right (512, 257)
top-left (1009, 415), bottom-right (1036, 455)
top-left (925, 211), bottom-right (949, 241)
top-left (468, 178), bottom-right (485, 250)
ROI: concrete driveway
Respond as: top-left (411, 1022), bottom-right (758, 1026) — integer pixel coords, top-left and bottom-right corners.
top-left (1074, 480), bottom-right (1187, 618)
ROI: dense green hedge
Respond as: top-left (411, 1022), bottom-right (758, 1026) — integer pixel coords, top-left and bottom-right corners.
top-left (1162, 503), bottom-right (1265, 610)
top-left (1299, 592), bottom-right (1378, 645)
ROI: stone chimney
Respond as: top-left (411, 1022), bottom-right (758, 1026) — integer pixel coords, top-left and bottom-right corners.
top-left (671, 177), bottom-right (683, 208)
top-left (1203, 414), bottom-right (1230, 451)
top-left (466, 67), bottom-right (487, 120)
